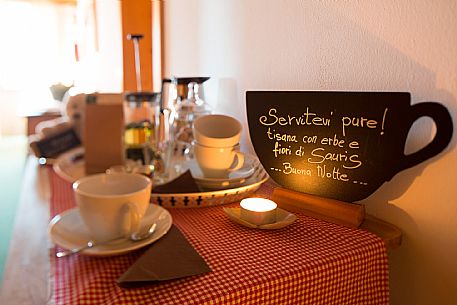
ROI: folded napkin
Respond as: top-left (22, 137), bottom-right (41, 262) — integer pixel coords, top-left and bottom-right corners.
top-left (117, 225), bottom-right (211, 288)
top-left (152, 170), bottom-right (201, 193)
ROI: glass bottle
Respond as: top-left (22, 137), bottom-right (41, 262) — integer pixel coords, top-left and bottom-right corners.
top-left (174, 82), bottom-right (212, 144)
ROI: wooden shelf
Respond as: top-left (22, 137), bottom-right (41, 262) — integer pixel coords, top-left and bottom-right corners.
top-left (24, 111), bottom-right (62, 136)
top-left (271, 186), bottom-right (402, 250)
top-left (361, 215), bottom-right (402, 250)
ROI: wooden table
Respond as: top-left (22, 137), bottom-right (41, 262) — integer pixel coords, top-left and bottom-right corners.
top-left (0, 157), bottom-right (52, 305)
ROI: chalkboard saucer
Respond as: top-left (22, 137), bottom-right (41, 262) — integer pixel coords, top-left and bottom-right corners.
top-left (223, 207), bottom-right (297, 230)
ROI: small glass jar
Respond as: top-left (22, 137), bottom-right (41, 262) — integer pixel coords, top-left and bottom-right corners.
top-left (123, 91), bottom-right (160, 164)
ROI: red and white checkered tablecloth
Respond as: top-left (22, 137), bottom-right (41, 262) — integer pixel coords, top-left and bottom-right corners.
top-left (49, 169), bottom-right (389, 305)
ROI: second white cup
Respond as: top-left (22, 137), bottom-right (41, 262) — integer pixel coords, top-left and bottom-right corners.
top-left (193, 142), bottom-right (244, 178)
top-left (193, 114), bottom-right (242, 148)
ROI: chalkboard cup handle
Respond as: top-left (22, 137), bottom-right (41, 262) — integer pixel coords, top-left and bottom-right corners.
top-left (401, 102), bottom-right (453, 171)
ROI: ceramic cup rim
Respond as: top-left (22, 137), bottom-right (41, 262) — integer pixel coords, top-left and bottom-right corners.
top-left (192, 140), bottom-right (240, 149)
top-left (193, 114), bottom-right (242, 146)
top-left (73, 173), bottom-right (151, 199)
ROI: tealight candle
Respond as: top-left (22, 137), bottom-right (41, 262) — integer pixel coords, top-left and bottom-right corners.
top-left (240, 198), bottom-right (277, 226)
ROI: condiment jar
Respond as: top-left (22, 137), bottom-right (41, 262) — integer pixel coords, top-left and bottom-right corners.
top-left (123, 91), bottom-right (160, 164)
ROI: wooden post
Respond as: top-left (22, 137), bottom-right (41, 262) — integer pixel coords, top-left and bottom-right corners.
top-left (121, 0), bottom-right (153, 92)
top-left (151, 0), bottom-right (164, 92)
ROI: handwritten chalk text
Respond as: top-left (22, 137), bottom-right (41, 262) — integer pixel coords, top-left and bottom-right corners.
top-left (316, 165), bottom-right (349, 182)
top-left (308, 147), bottom-right (362, 169)
top-left (267, 128), bottom-right (298, 142)
top-left (259, 108), bottom-right (332, 127)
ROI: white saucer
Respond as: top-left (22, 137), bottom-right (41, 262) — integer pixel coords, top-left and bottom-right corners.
top-left (181, 154), bottom-right (258, 189)
top-left (223, 207), bottom-right (297, 230)
top-left (53, 146), bottom-right (85, 183)
top-left (48, 204), bottom-right (173, 256)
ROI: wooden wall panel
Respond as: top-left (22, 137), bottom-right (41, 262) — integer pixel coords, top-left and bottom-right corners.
top-left (151, 0), bottom-right (163, 92)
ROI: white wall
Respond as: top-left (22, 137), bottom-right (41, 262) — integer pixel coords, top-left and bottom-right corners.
top-left (75, 0), bottom-right (123, 93)
top-left (164, 1), bottom-right (457, 304)
top-left (0, 1), bottom-right (76, 136)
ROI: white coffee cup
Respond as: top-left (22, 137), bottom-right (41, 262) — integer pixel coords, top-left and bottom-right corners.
top-left (193, 114), bottom-right (242, 148)
top-left (73, 173), bottom-right (152, 242)
top-left (193, 142), bottom-right (244, 178)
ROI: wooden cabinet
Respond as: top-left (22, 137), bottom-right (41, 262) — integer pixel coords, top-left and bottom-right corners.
top-left (25, 111), bottom-right (61, 136)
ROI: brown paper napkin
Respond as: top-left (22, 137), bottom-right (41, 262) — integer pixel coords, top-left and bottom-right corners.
top-left (117, 226), bottom-right (211, 288)
top-left (152, 170), bottom-right (201, 193)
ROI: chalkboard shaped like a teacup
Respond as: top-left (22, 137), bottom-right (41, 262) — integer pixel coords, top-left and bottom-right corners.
top-left (246, 91), bottom-right (453, 202)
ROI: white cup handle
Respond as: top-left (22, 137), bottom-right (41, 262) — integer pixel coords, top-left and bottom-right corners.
top-left (121, 202), bottom-right (141, 237)
top-left (228, 151), bottom-right (244, 172)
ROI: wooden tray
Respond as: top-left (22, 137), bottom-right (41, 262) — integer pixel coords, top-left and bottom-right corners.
top-left (151, 167), bottom-right (269, 208)
top-left (53, 147), bottom-right (270, 208)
